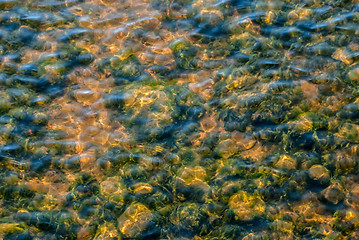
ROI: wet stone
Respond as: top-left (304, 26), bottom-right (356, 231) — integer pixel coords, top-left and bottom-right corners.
top-left (12, 75), bottom-right (49, 89)
top-left (338, 103), bottom-right (359, 120)
top-left (170, 37), bottom-right (191, 52)
top-left (33, 112), bottom-right (49, 125)
top-left (335, 154), bottom-right (356, 173)
top-left (322, 182), bottom-right (345, 205)
top-left (72, 89), bottom-right (98, 105)
top-left (64, 156), bottom-right (81, 171)
top-left (348, 67), bottom-right (359, 82)
top-left (76, 53), bottom-right (94, 65)
top-left (169, 203), bottom-right (204, 233)
top-left (93, 222), bottom-right (119, 239)
top-left (231, 131), bottom-right (256, 150)
top-left (17, 26), bottom-right (36, 43)
top-left (310, 42), bottom-right (336, 56)
top-left (59, 28), bottom-right (92, 42)
top-left (132, 182), bottom-right (153, 194)
top-left (308, 165), bottom-right (330, 184)
top-left (229, 191), bottom-right (265, 221)
top-left (30, 155), bottom-right (52, 174)
top-left (261, 26), bottom-right (303, 40)
top-left (346, 185), bottom-right (359, 209)
top-left (1, 143), bottom-right (22, 155)
top-left (0, 92), bottom-right (12, 112)
top-left (104, 92), bottom-right (136, 109)
top-left (216, 139), bottom-right (239, 159)
top-left (30, 95), bottom-right (50, 106)
top-left (100, 177), bottom-right (124, 203)
top-left (198, 9), bottom-right (224, 27)
top-left (0, 0), bottom-right (16, 10)
top-left (332, 48), bottom-right (355, 65)
top-left (44, 63), bottom-right (67, 76)
top-left (21, 12), bottom-right (46, 28)
top-left (19, 63), bottom-right (39, 76)
top-left (8, 88), bottom-right (31, 103)
top-left (338, 123), bottom-right (359, 143)
top-left (118, 203), bottom-right (152, 238)
top-left (275, 155), bottom-right (297, 170)
top-left (1, 62), bottom-right (17, 74)
top-left (1, 0), bottom-right (359, 239)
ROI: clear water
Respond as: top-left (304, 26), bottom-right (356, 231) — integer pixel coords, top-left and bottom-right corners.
top-left (1, 0), bottom-right (359, 239)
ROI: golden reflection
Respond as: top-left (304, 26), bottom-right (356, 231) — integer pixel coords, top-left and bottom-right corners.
top-left (1, 0), bottom-right (359, 239)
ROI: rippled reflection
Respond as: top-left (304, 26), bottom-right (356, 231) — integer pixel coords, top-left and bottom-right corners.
top-left (1, 0), bottom-right (359, 239)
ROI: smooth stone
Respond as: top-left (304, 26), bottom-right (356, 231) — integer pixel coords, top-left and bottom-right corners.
top-left (1, 144), bottom-right (22, 154)
top-left (132, 182), bottom-right (153, 194)
top-left (118, 203), bottom-right (152, 238)
top-left (322, 182), bottom-right (345, 205)
top-left (309, 165), bottom-right (330, 184)
top-left (76, 53), bottom-right (94, 64)
top-left (275, 155), bottom-right (297, 170)
top-left (0, 0), bottom-right (16, 9)
top-left (169, 37), bottom-right (191, 52)
top-left (338, 123), bottom-right (359, 143)
top-left (229, 191), bottom-right (265, 221)
top-left (348, 67), bottom-right (359, 82)
top-left (216, 139), bottom-right (239, 159)
top-left (30, 95), bottom-right (50, 106)
top-left (72, 89), bottom-right (98, 105)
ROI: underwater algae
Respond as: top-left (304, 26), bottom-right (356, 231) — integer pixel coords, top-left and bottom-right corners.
top-left (1, 0), bottom-right (359, 239)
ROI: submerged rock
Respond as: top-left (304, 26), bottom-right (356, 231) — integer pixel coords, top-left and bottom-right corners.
top-left (229, 191), bottom-right (265, 221)
top-left (72, 89), bottom-right (99, 105)
top-left (132, 182), bottom-right (153, 194)
top-left (275, 155), bottom-right (297, 170)
top-left (322, 182), bottom-right (345, 205)
top-left (348, 67), bottom-right (359, 82)
top-left (1, 0), bottom-right (359, 239)
top-left (118, 203), bottom-right (152, 238)
top-left (308, 165), bottom-right (330, 184)
top-left (338, 123), bottom-right (359, 143)
top-left (216, 139), bottom-right (239, 159)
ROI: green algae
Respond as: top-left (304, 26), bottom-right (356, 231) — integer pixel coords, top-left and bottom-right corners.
top-left (1, 0), bottom-right (359, 239)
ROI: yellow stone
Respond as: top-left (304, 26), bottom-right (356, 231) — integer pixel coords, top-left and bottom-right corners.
top-left (180, 166), bottom-right (207, 185)
top-left (322, 182), bottom-right (345, 205)
top-left (229, 191), bottom-right (265, 221)
top-left (348, 67), bottom-right (359, 82)
top-left (217, 139), bottom-right (239, 159)
top-left (73, 89), bottom-right (99, 105)
top-left (133, 182), bottom-right (153, 194)
top-left (308, 165), bottom-right (330, 182)
top-left (94, 223), bottom-right (120, 239)
top-left (231, 131), bottom-right (256, 150)
top-left (294, 115), bottom-right (313, 131)
top-left (200, 116), bottom-right (217, 132)
top-left (275, 155), bottom-right (297, 170)
top-left (345, 209), bottom-right (359, 221)
top-left (332, 48), bottom-right (353, 65)
top-left (0, 223), bottom-right (23, 235)
top-left (100, 176), bottom-right (123, 196)
top-left (118, 203), bottom-right (152, 238)
top-left (338, 123), bottom-right (359, 143)
top-left (264, 11), bottom-right (275, 24)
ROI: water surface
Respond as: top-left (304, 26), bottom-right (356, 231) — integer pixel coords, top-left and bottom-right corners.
top-left (1, 0), bottom-right (359, 239)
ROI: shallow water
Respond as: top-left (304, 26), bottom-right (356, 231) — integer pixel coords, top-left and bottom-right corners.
top-left (1, 0), bottom-right (359, 239)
